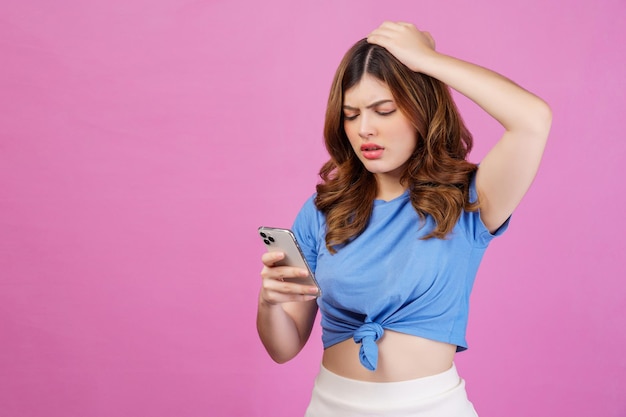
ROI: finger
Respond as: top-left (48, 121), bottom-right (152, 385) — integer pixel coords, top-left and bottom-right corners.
top-left (369, 25), bottom-right (397, 37)
top-left (261, 290), bottom-right (318, 305)
top-left (261, 251), bottom-right (284, 266)
top-left (261, 279), bottom-right (320, 302)
top-left (260, 265), bottom-right (310, 281)
top-left (380, 21), bottom-right (411, 30)
top-left (275, 268), bottom-right (309, 281)
top-left (367, 24), bottom-right (410, 46)
top-left (378, 21), bottom-right (415, 35)
top-left (366, 30), bottom-right (393, 45)
top-left (262, 274), bottom-right (318, 292)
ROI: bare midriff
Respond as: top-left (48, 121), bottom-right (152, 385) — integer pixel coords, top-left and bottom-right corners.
top-left (321, 330), bottom-right (457, 382)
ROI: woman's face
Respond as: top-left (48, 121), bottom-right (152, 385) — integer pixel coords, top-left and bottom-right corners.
top-left (343, 74), bottom-right (417, 183)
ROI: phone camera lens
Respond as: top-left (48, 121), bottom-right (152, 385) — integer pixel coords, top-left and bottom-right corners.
top-left (260, 232), bottom-right (267, 238)
top-left (263, 239), bottom-right (271, 245)
top-left (268, 236), bottom-right (275, 242)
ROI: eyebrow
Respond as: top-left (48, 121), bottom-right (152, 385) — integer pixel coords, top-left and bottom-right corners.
top-left (342, 99), bottom-right (394, 111)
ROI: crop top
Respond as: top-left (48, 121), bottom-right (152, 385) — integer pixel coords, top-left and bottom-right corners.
top-left (291, 177), bottom-right (509, 371)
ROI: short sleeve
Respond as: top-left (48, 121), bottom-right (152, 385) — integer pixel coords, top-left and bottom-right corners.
top-left (461, 172), bottom-right (511, 247)
top-left (291, 194), bottom-right (323, 273)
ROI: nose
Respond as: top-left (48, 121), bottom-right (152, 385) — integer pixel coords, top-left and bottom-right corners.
top-left (358, 113), bottom-right (376, 139)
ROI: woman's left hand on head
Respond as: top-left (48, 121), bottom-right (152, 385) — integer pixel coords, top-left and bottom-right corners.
top-left (366, 21), bottom-right (437, 73)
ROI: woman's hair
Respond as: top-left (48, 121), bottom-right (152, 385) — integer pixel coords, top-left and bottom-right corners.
top-left (315, 38), bottom-right (478, 254)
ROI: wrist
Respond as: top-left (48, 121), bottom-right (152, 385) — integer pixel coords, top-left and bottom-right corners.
top-left (410, 49), bottom-right (443, 75)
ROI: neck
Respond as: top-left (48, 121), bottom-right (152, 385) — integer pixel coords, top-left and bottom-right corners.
top-left (375, 174), bottom-right (407, 202)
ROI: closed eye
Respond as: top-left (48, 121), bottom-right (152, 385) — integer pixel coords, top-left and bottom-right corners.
top-left (343, 109), bottom-right (395, 121)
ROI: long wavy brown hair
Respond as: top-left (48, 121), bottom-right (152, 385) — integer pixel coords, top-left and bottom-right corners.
top-left (315, 39), bottom-right (479, 253)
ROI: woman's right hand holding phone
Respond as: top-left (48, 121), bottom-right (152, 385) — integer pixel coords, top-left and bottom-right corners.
top-left (259, 251), bottom-right (320, 305)
top-left (257, 251), bottom-right (320, 363)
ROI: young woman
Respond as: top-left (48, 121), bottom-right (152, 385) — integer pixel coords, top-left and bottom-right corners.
top-left (257, 21), bottom-right (551, 416)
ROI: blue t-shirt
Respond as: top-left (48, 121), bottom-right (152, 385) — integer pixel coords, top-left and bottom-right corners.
top-left (292, 177), bottom-right (509, 371)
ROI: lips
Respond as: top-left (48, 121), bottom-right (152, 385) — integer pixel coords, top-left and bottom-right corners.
top-left (360, 143), bottom-right (384, 160)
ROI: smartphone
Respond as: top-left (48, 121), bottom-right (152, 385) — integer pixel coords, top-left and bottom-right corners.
top-left (258, 226), bottom-right (321, 295)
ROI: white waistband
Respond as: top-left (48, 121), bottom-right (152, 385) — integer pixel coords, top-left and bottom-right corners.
top-left (305, 363), bottom-right (478, 416)
top-left (314, 363), bottom-right (462, 403)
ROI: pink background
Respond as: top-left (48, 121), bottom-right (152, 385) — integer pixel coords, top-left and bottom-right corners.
top-left (1, 1), bottom-right (624, 416)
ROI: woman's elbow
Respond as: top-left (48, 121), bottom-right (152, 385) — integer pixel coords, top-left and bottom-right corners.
top-left (266, 347), bottom-right (300, 364)
top-left (530, 98), bottom-right (553, 139)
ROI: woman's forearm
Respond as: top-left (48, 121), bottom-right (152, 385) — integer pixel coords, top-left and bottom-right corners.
top-left (256, 296), bottom-right (317, 363)
top-left (418, 51), bottom-right (552, 136)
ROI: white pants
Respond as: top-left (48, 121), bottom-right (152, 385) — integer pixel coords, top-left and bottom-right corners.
top-left (304, 363), bottom-right (478, 417)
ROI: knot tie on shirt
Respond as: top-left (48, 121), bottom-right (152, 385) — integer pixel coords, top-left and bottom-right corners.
top-left (352, 322), bottom-right (384, 371)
